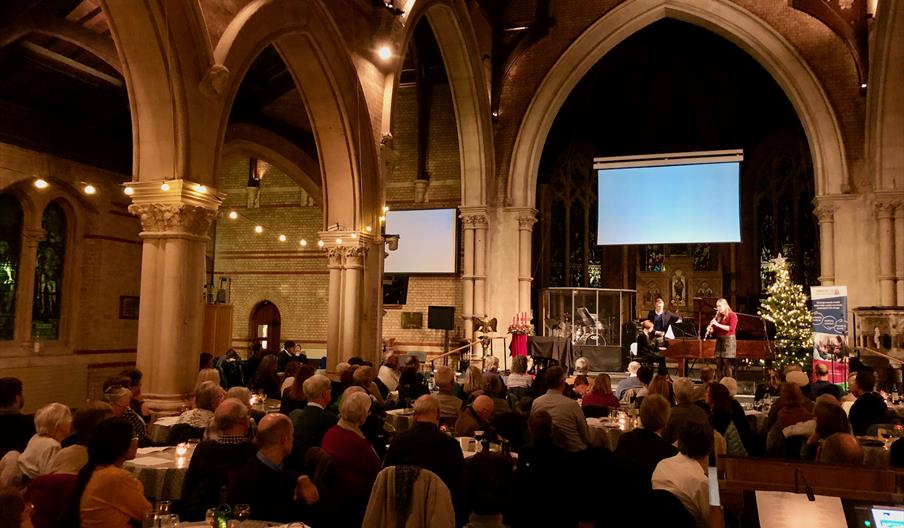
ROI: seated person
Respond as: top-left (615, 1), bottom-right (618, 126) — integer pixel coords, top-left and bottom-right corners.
top-left (512, 411), bottom-right (570, 527)
top-left (0, 488), bottom-right (32, 528)
top-left (816, 432), bottom-right (864, 466)
top-left (455, 396), bottom-right (497, 441)
top-left (177, 381), bottom-right (226, 429)
top-left (281, 364), bottom-right (315, 415)
top-left (103, 385), bottom-right (150, 447)
top-left (433, 366), bottom-right (463, 422)
top-left (622, 366), bottom-right (654, 405)
top-left (636, 320), bottom-right (667, 374)
top-left (652, 421), bottom-right (714, 528)
top-left (180, 398), bottom-right (257, 521)
top-left (754, 368), bottom-right (782, 401)
top-left (482, 374), bottom-right (511, 418)
top-left (18, 403), bottom-right (72, 480)
top-left (288, 374), bottom-right (338, 467)
top-left (666, 377), bottom-right (710, 445)
top-left (582, 373), bottom-right (620, 410)
top-left (848, 369), bottom-right (889, 436)
top-left (0, 377), bottom-right (35, 456)
top-left (230, 414), bottom-right (317, 523)
top-left (377, 355), bottom-right (400, 392)
top-left (397, 366), bottom-right (429, 408)
top-left (572, 375), bottom-right (590, 399)
top-left (808, 363), bottom-right (842, 400)
top-left (615, 394), bottom-right (678, 484)
top-left (615, 361), bottom-right (645, 401)
top-left (118, 368), bottom-right (151, 423)
top-left (462, 453), bottom-right (513, 528)
top-left (48, 402), bottom-right (113, 475)
top-left (801, 396), bottom-right (850, 461)
top-left (352, 366), bottom-right (384, 408)
top-left (530, 366), bottom-right (595, 453)
top-left (505, 356), bottom-right (532, 390)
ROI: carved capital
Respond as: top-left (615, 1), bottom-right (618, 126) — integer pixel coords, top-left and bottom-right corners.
top-left (199, 64), bottom-right (230, 99)
top-left (813, 204), bottom-right (838, 223)
top-left (21, 227), bottom-right (45, 247)
top-left (875, 200), bottom-right (900, 220)
top-left (128, 203), bottom-right (216, 238)
top-left (517, 213), bottom-right (537, 230)
top-left (460, 213), bottom-right (488, 229)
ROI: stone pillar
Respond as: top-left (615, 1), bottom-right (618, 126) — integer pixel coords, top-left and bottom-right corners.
top-left (875, 200), bottom-right (897, 305)
top-left (321, 232), bottom-right (374, 370)
top-left (341, 246), bottom-right (367, 358)
top-left (896, 204), bottom-right (904, 304)
top-left (14, 227), bottom-right (44, 349)
top-left (813, 201), bottom-right (838, 286)
top-left (460, 217), bottom-right (476, 339)
top-left (460, 208), bottom-right (488, 341)
top-left (474, 215), bottom-right (488, 321)
top-left (128, 180), bottom-right (221, 412)
top-left (325, 247), bottom-right (343, 371)
top-left (516, 210), bottom-right (537, 313)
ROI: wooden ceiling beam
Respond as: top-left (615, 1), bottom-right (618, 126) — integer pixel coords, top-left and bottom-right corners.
top-left (32, 17), bottom-right (121, 73)
top-left (20, 41), bottom-right (122, 87)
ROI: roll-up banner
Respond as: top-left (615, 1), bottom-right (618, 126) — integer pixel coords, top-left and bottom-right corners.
top-left (811, 286), bottom-right (849, 384)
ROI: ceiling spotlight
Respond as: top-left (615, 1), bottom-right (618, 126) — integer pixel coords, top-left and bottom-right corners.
top-left (254, 225), bottom-right (263, 233)
top-left (378, 46), bottom-right (392, 61)
top-left (300, 239), bottom-right (308, 247)
top-left (124, 186), bottom-right (134, 196)
top-left (351, 233), bottom-right (358, 239)
top-left (228, 211), bottom-right (238, 220)
top-left (34, 179), bottom-right (48, 189)
top-left (861, 83), bottom-right (868, 89)
top-left (278, 234), bottom-right (287, 242)
top-left (365, 225), bottom-right (372, 233)
top-left (194, 184), bottom-right (207, 193)
top-left (317, 240), bottom-right (325, 248)
top-left (383, 205), bottom-right (390, 213)
top-left (83, 184), bottom-right (96, 195)
top-left (160, 182), bottom-right (170, 191)
top-left (379, 215), bottom-right (385, 223)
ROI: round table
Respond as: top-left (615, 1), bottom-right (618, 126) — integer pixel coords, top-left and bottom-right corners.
top-left (385, 408), bottom-right (413, 433)
top-left (123, 446), bottom-right (191, 500)
top-left (147, 416), bottom-right (181, 444)
top-left (586, 416), bottom-right (632, 450)
top-left (745, 409), bottom-right (768, 433)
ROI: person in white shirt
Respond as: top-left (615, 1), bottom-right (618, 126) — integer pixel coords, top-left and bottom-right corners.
top-left (505, 355), bottom-right (532, 389)
top-left (652, 420), bottom-right (714, 527)
top-left (377, 355), bottom-right (401, 392)
top-left (18, 402), bottom-right (72, 480)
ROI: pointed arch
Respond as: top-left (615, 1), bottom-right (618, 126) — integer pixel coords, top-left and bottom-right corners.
top-left (867, 0), bottom-right (904, 191)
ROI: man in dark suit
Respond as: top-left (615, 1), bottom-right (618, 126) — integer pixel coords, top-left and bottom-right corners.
top-left (849, 370), bottom-right (890, 436)
top-left (808, 363), bottom-right (842, 400)
top-left (384, 394), bottom-right (466, 525)
top-left (230, 413), bottom-right (318, 523)
top-left (277, 340), bottom-right (305, 372)
top-left (615, 394), bottom-right (678, 484)
top-left (287, 374), bottom-right (337, 468)
top-left (646, 297), bottom-right (680, 340)
top-left (181, 398), bottom-right (257, 521)
top-left (0, 377), bottom-right (35, 456)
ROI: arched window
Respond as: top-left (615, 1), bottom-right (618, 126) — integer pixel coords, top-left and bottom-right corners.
top-left (0, 194), bottom-right (23, 341)
top-left (32, 202), bottom-right (67, 340)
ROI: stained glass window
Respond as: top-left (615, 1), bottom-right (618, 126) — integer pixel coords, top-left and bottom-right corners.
top-left (0, 194), bottom-right (22, 341)
top-left (32, 202), bottom-right (67, 340)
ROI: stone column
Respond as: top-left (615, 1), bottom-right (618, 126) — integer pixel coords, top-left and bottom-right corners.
top-left (321, 232), bottom-right (373, 369)
top-left (341, 245), bottom-right (367, 358)
top-left (459, 217), bottom-right (476, 340)
top-left (516, 210), bottom-right (537, 313)
top-left (460, 208), bottom-right (488, 341)
top-left (875, 200), bottom-right (897, 305)
top-left (14, 227), bottom-right (44, 350)
top-left (474, 214), bottom-right (488, 321)
top-left (128, 180), bottom-right (221, 412)
top-left (325, 247), bottom-right (343, 371)
top-left (813, 201), bottom-right (838, 286)
top-left (896, 204), bottom-right (904, 304)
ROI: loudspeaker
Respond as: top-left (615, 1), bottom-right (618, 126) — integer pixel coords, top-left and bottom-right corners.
top-left (427, 306), bottom-right (455, 330)
top-left (383, 275), bottom-right (409, 305)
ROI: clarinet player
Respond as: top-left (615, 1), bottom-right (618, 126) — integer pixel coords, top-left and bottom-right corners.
top-left (707, 298), bottom-right (737, 379)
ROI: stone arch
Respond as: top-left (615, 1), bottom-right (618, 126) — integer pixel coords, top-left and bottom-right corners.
top-left (388, 0), bottom-right (493, 207)
top-left (507, 0), bottom-right (849, 207)
top-left (867, 0), bottom-right (904, 191)
top-left (222, 123), bottom-right (322, 206)
top-left (213, 0), bottom-right (379, 230)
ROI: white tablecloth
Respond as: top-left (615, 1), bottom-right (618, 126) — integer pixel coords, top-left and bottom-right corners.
top-left (148, 415), bottom-right (180, 444)
top-left (586, 417), bottom-right (631, 450)
top-left (123, 446), bottom-right (191, 500)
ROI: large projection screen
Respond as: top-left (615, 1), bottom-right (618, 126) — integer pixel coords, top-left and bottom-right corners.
top-left (384, 208), bottom-right (457, 274)
top-left (594, 150), bottom-right (742, 245)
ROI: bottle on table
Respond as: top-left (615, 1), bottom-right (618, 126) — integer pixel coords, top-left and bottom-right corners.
top-left (214, 486), bottom-right (232, 528)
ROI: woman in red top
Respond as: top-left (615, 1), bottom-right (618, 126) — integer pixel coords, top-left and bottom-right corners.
top-left (582, 373), bottom-right (621, 411)
top-left (707, 298), bottom-right (738, 379)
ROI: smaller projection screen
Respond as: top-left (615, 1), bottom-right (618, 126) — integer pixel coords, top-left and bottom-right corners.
top-left (594, 150), bottom-right (742, 245)
top-left (384, 208), bottom-right (457, 274)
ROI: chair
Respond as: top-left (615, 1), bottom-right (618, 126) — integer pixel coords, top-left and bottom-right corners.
top-left (0, 450), bottom-right (22, 489)
top-left (647, 489), bottom-right (696, 528)
top-left (362, 466), bottom-right (454, 528)
top-left (304, 447), bottom-right (340, 526)
top-left (166, 423), bottom-right (205, 445)
top-left (26, 473), bottom-right (78, 528)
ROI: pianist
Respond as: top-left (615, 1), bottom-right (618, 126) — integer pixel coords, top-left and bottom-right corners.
top-left (637, 320), bottom-right (668, 375)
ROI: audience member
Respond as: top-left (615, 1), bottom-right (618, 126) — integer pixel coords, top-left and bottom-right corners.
top-left (572, 375), bottom-right (590, 399)
top-left (573, 357), bottom-right (590, 376)
top-left (377, 355), bottom-right (400, 392)
top-left (848, 370), bottom-right (889, 436)
top-left (530, 366), bottom-right (595, 452)
top-left (102, 385), bottom-right (150, 447)
top-left (243, 343), bottom-right (264, 383)
top-left (841, 372), bottom-right (859, 404)
top-left (462, 453), bottom-right (513, 528)
top-left (199, 352), bottom-right (214, 371)
top-left (817, 432), bottom-right (864, 465)
top-left (177, 381), bottom-right (225, 429)
top-left (652, 420), bottom-right (714, 528)
top-left (73, 418), bottom-right (151, 527)
top-left (195, 368), bottom-right (221, 391)
top-left (482, 374), bottom-right (510, 418)
top-left (281, 360), bottom-right (301, 394)
top-left (0, 487), bottom-right (32, 528)
top-left (800, 396), bottom-right (850, 461)
top-left (691, 366), bottom-right (715, 402)
top-left (649, 374), bottom-right (674, 405)
top-left (624, 365), bottom-right (654, 404)
top-left (434, 366), bottom-right (463, 422)
top-left (615, 394), bottom-right (678, 484)
top-left (754, 368), bottom-right (782, 401)
top-left (0, 378), bottom-right (35, 455)
top-left (809, 363), bottom-right (842, 399)
top-left (230, 414), bottom-right (317, 523)
top-left (581, 373), bottom-right (620, 411)
top-left (352, 366), bottom-right (384, 407)
top-left (706, 383), bottom-right (747, 457)
top-left (384, 395), bottom-right (466, 526)
top-left (615, 361), bottom-right (644, 400)
top-left (397, 366), bottom-right (429, 408)
top-left (48, 402), bottom-right (113, 475)
top-left (321, 390), bottom-right (381, 527)
top-left (338, 386), bottom-right (388, 460)
top-left (180, 398), bottom-right (257, 521)
top-left (287, 374), bottom-right (337, 466)
top-left (512, 411), bottom-right (568, 527)
top-left (277, 340), bottom-right (305, 373)
top-left (506, 356), bottom-right (532, 390)
top-left (281, 364), bottom-right (315, 415)
top-left (890, 437), bottom-right (904, 468)
top-left (250, 354), bottom-right (281, 399)
top-left (117, 368), bottom-right (150, 423)
top-left (666, 378), bottom-right (710, 445)
top-left (461, 366), bottom-right (485, 402)
top-left (764, 376), bottom-right (815, 433)
top-left (483, 356), bottom-right (500, 374)
top-left (455, 395), bottom-right (496, 440)
top-left (17, 403), bottom-right (71, 481)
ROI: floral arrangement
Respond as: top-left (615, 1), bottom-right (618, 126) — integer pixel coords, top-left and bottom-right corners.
top-left (508, 312), bottom-right (534, 335)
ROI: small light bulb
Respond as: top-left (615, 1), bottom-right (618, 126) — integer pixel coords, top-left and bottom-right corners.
top-left (317, 240), bottom-right (325, 248)
top-left (254, 225), bottom-right (263, 233)
top-left (124, 186), bottom-right (134, 195)
top-left (378, 46), bottom-right (392, 61)
top-left (351, 232), bottom-right (358, 239)
top-left (34, 179), bottom-right (48, 189)
top-left (194, 184), bottom-right (206, 193)
top-left (336, 238), bottom-right (343, 245)
top-left (383, 206), bottom-right (390, 213)
top-left (379, 215), bottom-right (385, 223)
top-left (278, 234), bottom-right (287, 242)
top-left (365, 225), bottom-right (372, 233)
top-left (300, 239), bottom-right (307, 247)
top-left (228, 211), bottom-right (238, 220)
top-left (83, 184), bottom-right (96, 195)
top-left (160, 182), bottom-right (170, 191)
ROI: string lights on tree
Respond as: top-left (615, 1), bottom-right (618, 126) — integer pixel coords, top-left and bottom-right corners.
top-left (758, 254), bottom-right (813, 371)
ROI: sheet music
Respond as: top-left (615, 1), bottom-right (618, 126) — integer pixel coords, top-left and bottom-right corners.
top-left (665, 325), bottom-right (675, 340)
top-left (755, 491), bottom-right (846, 528)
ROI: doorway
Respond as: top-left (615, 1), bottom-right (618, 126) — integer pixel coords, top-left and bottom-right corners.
top-left (250, 300), bottom-right (281, 353)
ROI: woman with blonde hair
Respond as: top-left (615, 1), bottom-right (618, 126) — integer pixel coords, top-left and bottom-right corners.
top-left (195, 368), bottom-right (220, 390)
top-left (707, 298), bottom-right (737, 379)
top-left (461, 365), bottom-right (485, 403)
top-left (648, 374), bottom-right (674, 405)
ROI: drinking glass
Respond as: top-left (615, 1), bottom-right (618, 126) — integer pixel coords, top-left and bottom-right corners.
top-left (205, 508), bottom-right (215, 525)
top-left (234, 504), bottom-right (251, 521)
top-left (155, 501), bottom-right (172, 516)
top-left (159, 514), bottom-right (179, 528)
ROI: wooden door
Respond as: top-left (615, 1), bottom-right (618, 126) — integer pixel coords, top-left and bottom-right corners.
top-left (250, 301), bottom-right (280, 353)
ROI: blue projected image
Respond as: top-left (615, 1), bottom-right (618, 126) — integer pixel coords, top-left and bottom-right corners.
top-left (596, 162), bottom-right (741, 245)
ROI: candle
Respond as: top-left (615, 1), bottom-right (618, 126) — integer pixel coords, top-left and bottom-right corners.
top-left (175, 443), bottom-right (188, 457)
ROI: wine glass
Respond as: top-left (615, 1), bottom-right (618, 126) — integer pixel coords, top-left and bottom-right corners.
top-left (234, 503), bottom-right (251, 521)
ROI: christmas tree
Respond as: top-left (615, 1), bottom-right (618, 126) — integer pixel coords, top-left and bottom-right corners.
top-left (758, 254), bottom-right (813, 371)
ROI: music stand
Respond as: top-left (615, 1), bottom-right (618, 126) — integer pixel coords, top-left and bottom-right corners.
top-left (668, 322), bottom-right (699, 339)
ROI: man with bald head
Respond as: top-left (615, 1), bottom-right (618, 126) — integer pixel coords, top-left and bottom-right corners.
top-left (231, 413), bottom-right (318, 523)
top-left (454, 395), bottom-right (497, 440)
top-left (181, 398), bottom-right (257, 520)
top-left (817, 432), bottom-right (864, 466)
top-left (384, 394), bottom-right (466, 525)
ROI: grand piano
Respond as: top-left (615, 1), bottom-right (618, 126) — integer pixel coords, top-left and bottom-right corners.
top-left (663, 297), bottom-right (775, 376)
